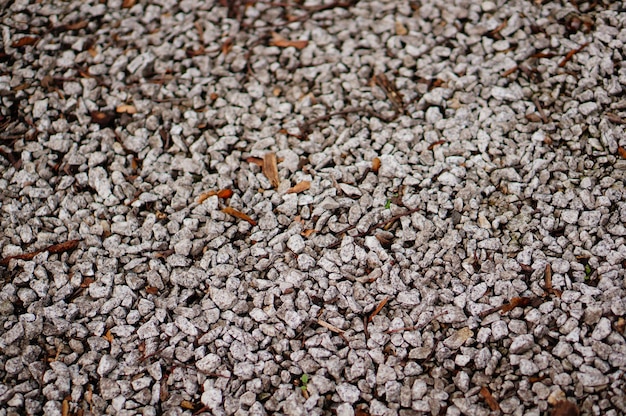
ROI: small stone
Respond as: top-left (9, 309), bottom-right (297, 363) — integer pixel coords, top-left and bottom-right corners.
top-left (201, 384), bottom-right (223, 410)
top-left (287, 234), bottom-right (305, 254)
top-left (491, 85), bottom-right (523, 101)
top-left (443, 327), bottom-right (473, 350)
top-left (210, 288), bottom-right (237, 310)
top-left (579, 102), bottom-right (598, 116)
top-left (438, 172), bottom-right (459, 186)
top-left (510, 334), bottom-right (535, 354)
top-left (196, 354), bottom-right (221, 373)
top-left (591, 317), bottom-right (612, 341)
top-left (561, 210), bottom-right (579, 224)
top-left (519, 358), bottom-right (539, 375)
top-left (88, 167), bottom-right (112, 199)
top-left (412, 379), bottom-right (428, 400)
top-left (336, 383), bottom-right (360, 403)
top-left (97, 354), bottom-right (118, 376)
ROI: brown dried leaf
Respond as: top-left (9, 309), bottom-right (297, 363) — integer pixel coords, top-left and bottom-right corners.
top-left (270, 32), bottom-right (308, 49)
top-left (62, 398), bottom-right (70, 416)
top-left (198, 189), bottom-right (233, 203)
top-left (11, 36), bottom-right (39, 48)
top-left (618, 146), bottom-right (626, 159)
top-left (427, 140), bottom-right (446, 150)
top-left (64, 20), bottom-right (89, 31)
top-left (551, 400), bottom-right (580, 416)
top-left (116, 104), bottom-right (137, 114)
top-left (368, 297), bottom-right (389, 322)
top-left (501, 296), bottom-right (532, 313)
top-left (180, 400), bottom-right (195, 410)
top-left (145, 286), bottom-right (159, 295)
top-left (372, 157), bottom-right (381, 173)
top-left (90, 111), bottom-right (116, 127)
top-left (246, 156), bottom-right (264, 167)
top-left (263, 152), bottom-right (280, 188)
top-left (122, 0), bottom-right (136, 8)
top-left (222, 207), bottom-right (257, 226)
top-left (287, 181), bottom-right (311, 194)
top-left (480, 386), bottom-right (500, 411)
top-left (103, 329), bottom-right (113, 343)
top-left (0, 239), bottom-right (80, 266)
top-left (221, 38), bottom-right (233, 55)
top-left (301, 229), bottom-right (315, 237)
top-left (217, 189), bottom-right (234, 199)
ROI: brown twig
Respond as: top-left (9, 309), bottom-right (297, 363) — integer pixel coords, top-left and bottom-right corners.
top-left (558, 42), bottom-right (589, 67)
top-left (0, 239), bottom-right (80, 266)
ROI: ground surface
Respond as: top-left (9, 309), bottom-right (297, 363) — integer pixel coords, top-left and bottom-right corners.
top-left (1, 0), bottom-right (626, 415)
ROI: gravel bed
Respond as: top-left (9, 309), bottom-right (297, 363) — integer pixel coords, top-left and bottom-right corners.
top-left (1, 0), bottom-right (626, 415)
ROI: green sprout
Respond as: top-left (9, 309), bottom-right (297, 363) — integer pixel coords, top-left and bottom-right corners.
top-left (584, 264), bottom-right (592, 280)
top-left (300, 374), bottom-right (309, 391)
top-left (384, 199), bottom-right (392, 209)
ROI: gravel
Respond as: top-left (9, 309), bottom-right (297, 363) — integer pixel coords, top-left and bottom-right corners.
top-left (1, 0), bottom-right (626, 415)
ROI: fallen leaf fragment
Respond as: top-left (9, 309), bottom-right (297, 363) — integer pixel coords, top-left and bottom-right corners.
top-left (90, 111), bottom-right (116, 127)
top-left (0, 239), bottom-right (80, 266)
top-left (197, 189), bottom-right (233, 203)
top-left (146, 286), bottom-right (159, 295)
top-left (222, 207), bottom-right (257, 226)
top-left (103, 329), bottom-right (113, 343)
top-left (122, 0), bottom-right (136, 8)
top-left (116, 104), bottom-right (137, 114)
top-left (480, 386), bottom-right (500, 411)
top-left (263, 152), bottom-right (280, 188)
top-left (246, 156), bottom-right (263, 167)
top-left (301, 229), bottom-right (315, 237)
top-left (427, 140), bottom-right (446, 150)
top-left (501, 296), bottom-right (532, 313)
top-left (11, 36), bottom-right (39, 47)
top-left (369, 297), bottom-right (389, 322)
top-left (618, 146), bottom-right (626, 159)
top-left (372, 157), bottom-right (381, 173)
top-left (270, 32), bottom-right (308, 49)
top-left (62, 397), bottom-right (70, 416)
top-left (287, 181), bottom-right (310, 194)
top-left (317, 319), bottom-right (345, 334)
top-left (551, 400), bottom-right (580, 416)
top-left (180, 400), bottom-right (195, 410)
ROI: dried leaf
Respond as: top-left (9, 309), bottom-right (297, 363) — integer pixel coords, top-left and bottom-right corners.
top-left (355, 405), bottom-right (371, 416)
top-left (0, 239), bottom-right (80, 266)
top-left (501, 296), bottom-right (532, 313)
top-left (287, 181), bottom-right (310, 194)
top-left (62, 398), bottom-right (70, 416)
top-left (246, 156), bottom-right (264, 167)
top-left (301, 229), bottom-right (315, 237)
top-left (11, 36), bottom-right (39, 48)
top-left (480, 386), bottom-right (500, 411)
top-left (427, 140), bottom-right (446, 150)
top-left (618, 146), bottom-right (626, 159)
top-left (270, 32), bottom-right (308, 49)
top-left (198, 189), bottom-right (233, 203)
top-left (372, 157), bottom-right (381, 173)
top-left (103, 329), bottom-right (113, 343)
top-left (63, 20), bottom-right (89, 31)
top-left (606, 113), bottom-right (626, 125)
top-left (116, 104), bottom-right (137, 114)
top-left (263, 152), bottom-right (280, 188)
top-left (180, 400), bottom-right (195, 410)
top-left (146, 286), bottom-right (159, 295)
top-left (217, 189), bottom-right (234, 199)
top-left (368, 297), bottom-right (389, 322)
top-left (545, 263), bottom-right (553, 291)
top-left (222, 207), bottom-right (257, 226)
top-left (122, 0), bottom-right (136, 8)
top-left (90, 111), bottom-right (116, 127)
top-left (395, 21), bottom-right (408, 36)
top-left (221, 37), bottom-right (233, 55)
top-left (551, 400), bottom-right (580, 416)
